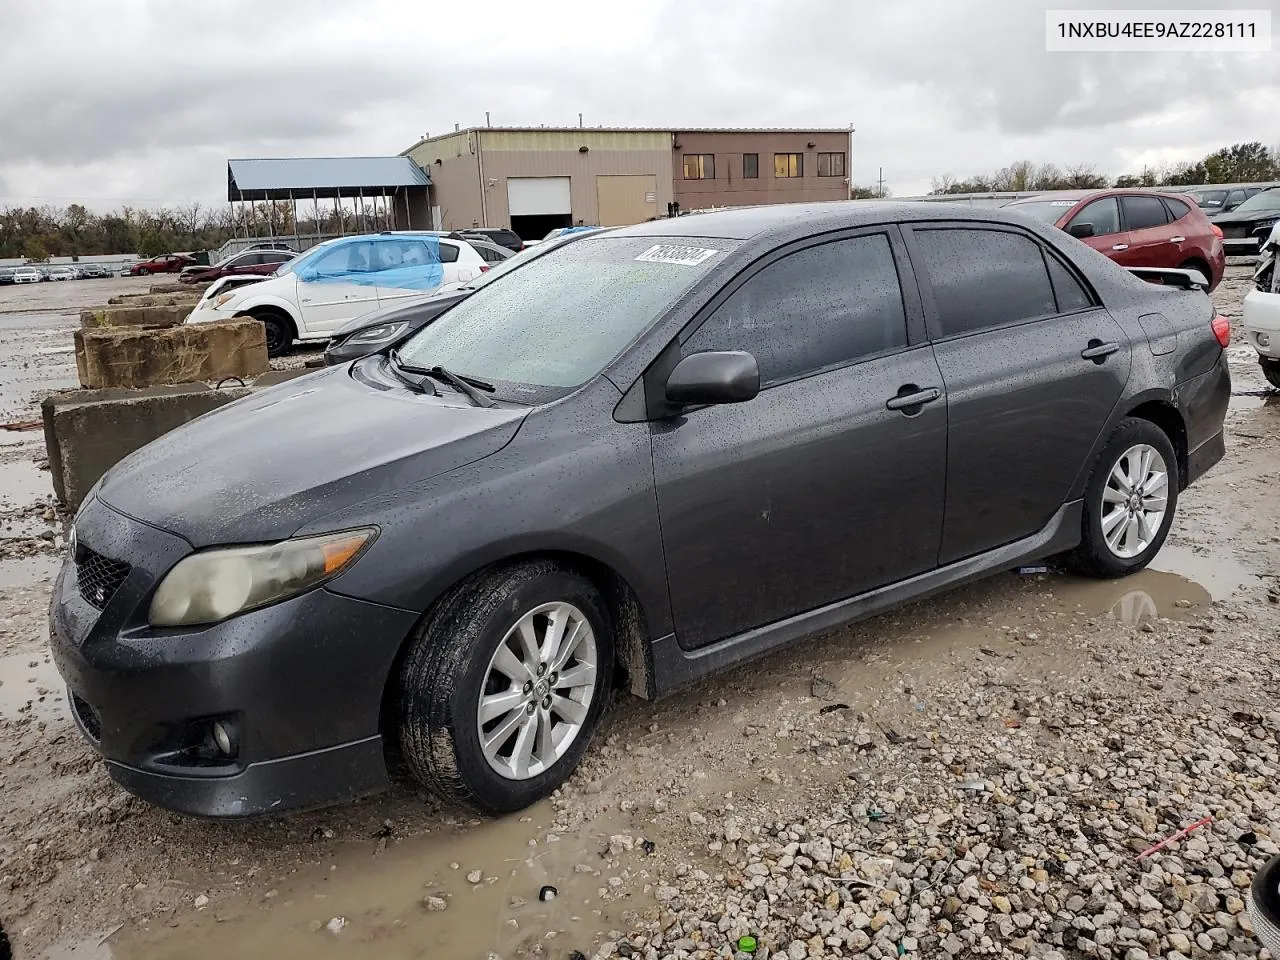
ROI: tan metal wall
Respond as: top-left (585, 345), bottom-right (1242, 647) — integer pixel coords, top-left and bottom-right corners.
top-left (453, 130), bottom-right (667, 228)
top-left (672, 131), bottom-right (850, 210)
top-left (596, 175), bottom-right (659, 227)
top-left (406, 132), bottom-right (484, 229)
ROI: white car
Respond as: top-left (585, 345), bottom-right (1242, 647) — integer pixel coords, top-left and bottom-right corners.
top-left (186, 232), bottom-right (486, 356)
top-left (13, 267), bottom-right (40, 284)
top-left (1243, 222), bottom-right (1280, 388)
top-left (47, 266), bottom-right (77, 281)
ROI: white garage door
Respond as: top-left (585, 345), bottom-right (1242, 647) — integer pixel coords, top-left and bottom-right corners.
top-left (507, 177), bottom-right (572, 216)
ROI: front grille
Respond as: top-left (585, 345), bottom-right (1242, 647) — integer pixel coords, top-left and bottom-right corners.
top-left (1221, 224), bottom-right (1250, 239)
top-left (75, 545), bottom-right (130, 610)
top-left (71, 694), bottom-right (102, 742)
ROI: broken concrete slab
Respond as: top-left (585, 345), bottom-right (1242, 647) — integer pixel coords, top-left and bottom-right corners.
top-left (41, 383), bottom-right (251, 509)
top-left (104, 293), bottom-right (201, 307)
top-left (79, 305), bottom-right (190, 329)
top-left (73, 319), bottom-right (268, 389)
top-left (149, 281), bottom-right (204, 294)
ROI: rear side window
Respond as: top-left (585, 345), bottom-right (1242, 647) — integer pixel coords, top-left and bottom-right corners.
top-left (438, 242), bottom-right (460, 264)
top-left (1163, 198), bottom-right (1191, 220)
top-left (1045, 256), bottom-right (1094, 313)
top-left (1121, 195), bottom-right (1170, 230)
top-left (914, 228), bottom-right (1056, 337)
top-left (1067, 197), bottom-right (1121, 237)
top-left (684, 233), bottom-right (909, 386)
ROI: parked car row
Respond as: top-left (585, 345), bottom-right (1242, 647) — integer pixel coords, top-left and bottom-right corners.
top-left (0, 263), bottom-right (120, 283)
top-left (54, 200), bottom-right (1229, 820)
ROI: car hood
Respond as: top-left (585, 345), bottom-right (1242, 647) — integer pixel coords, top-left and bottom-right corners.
top-left (1211, 207), bottom-right (1280, 225)
top-left (333, 290), bottom-right (470, 337)
top-left (96, 365), bottom-right (529, 547)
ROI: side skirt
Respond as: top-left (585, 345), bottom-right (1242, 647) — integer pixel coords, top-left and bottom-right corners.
top-left (648, 500), bottom-right (1083, 696)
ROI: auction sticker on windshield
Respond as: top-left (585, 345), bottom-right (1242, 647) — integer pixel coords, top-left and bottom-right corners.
top-left (634, 244), bottom-right (720, 266)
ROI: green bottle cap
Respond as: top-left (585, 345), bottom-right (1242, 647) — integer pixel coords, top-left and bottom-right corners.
top-left (738, 935), bottom-right (758, 953)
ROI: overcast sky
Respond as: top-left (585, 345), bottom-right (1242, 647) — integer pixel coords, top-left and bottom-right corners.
top-left (1, 0), bottom-right (1276, 210)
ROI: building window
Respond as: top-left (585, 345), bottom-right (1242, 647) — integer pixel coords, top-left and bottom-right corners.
top-left (817, 152), bottom-right (846, 177)
top-left (683, 154), bottom-right (715, 180)
top-left (743, 153), bottom-right (759, 178)
top-left (774, 153), bottom-right (803, 178)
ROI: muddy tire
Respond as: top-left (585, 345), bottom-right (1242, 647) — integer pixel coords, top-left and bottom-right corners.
top-left (396, 560), bottom-right (614, 814)
top-left (1262, 360), bottom-right (1280, 390)
top-left (1065, 417), bottom-right (1180, 579)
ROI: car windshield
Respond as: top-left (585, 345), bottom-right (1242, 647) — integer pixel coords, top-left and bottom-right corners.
top-left (1007, 200), bottom-right (1081, 224)
top-left (1230, 189), bottom-right (1280, 214)
top-left (1194, 190), bottom-right (1227, 208)
top-left (396, 236), bottom-right (736, 398)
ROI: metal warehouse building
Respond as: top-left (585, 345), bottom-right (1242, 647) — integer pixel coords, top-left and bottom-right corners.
top-left (401, 126), bottom-right (853, 239)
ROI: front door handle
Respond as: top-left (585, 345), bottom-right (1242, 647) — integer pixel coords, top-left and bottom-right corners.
top-left (1081, 339), bottom-right (1121, 362)
top-left (885, 386), bottom-right (941, 412)
top-left (1168, 236), bottom-right (1185, 243)
top-left (1112, 243), bottom-right (1129, 251)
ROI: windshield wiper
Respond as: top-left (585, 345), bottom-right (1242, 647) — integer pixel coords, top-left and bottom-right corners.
top-left (422, 365), bottom-right (494, 408)
top-left (386, 349), bottom-right (439, 395)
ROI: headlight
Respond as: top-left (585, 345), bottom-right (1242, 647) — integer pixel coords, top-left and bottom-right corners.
top-left (346, 321), bottom-right (410, 345)
top-left (148, 527), bottom-right (377, 627)
top-left (212, 292), bottom-right (239, 309)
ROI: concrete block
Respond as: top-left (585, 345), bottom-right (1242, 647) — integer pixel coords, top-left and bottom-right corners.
top-left (252, 369), bottom-right (311, 387)
top-left (105, 293), bottom-right (201, 307)
top-left (73, 319), bottom-right (269, 389)
top-left (41, 383), bottom-right (251, 509)
top-left (150, 281), bottom-right (204, 294)
top-left (79, 305), bottom-right (190, 329)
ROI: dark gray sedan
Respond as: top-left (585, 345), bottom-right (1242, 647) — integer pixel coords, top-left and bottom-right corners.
top-left (50, 202), bottom-right (1229, 818)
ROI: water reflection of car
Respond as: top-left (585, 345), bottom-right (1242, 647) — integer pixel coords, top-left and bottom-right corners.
top-left (323, 231), bottom-right (594, 365)
top-left (523, 225), bottom-right (603, 248)
top-left (1209, 188), bottom-right (1280, 256)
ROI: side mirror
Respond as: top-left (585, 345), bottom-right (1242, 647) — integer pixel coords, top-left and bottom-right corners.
top-left (1068, 222), bottom-right (1096, 239)
top-left (665, 351), bottom-right (759, 407)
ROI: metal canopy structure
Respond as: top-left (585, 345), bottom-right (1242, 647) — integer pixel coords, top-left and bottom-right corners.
top-left (226, 157), bottom-right (430, 200)
top-left (225, 157), bottom-right (433, 241)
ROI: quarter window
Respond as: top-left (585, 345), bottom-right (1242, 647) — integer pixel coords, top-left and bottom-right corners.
top-left (437, 242), bottom-right (460, 264)
top-left (774, 153), bottom-right (803, 178)
top-left (1121, 195), bottom-right (1171, 231)
top-left (1163, 197), bottom-right (1191, 220)
top-left (743, 153), bottom-right (759, 178)
top-left (1067, 197), bottom-right (1121, 237)
top-left (817, 152), bottom-right (846, 177)
top-left (914, 228), bottom-right (1057, 337)
top-left (683, 234), bottom-right (908, 386)
top-left (1045, 256), bottom-right (1094, 313)
top-left (683, 154), bottom-right (715, 180)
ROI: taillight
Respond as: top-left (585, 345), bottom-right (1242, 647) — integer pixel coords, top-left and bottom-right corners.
top-left (1210, 223), bottom-right (1224, 239)
top-left (479, 265), bottom-right (490, 273)
top-left (1211, 314), bottom-right (1230, 348)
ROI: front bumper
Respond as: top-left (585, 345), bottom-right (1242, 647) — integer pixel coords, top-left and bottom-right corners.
top-left (1243, 289), bottom-right (1280, 359)
top-left (1224, 237), bottom-right (1262, 256)
top-left (48, 496), bottom-right (419, 818)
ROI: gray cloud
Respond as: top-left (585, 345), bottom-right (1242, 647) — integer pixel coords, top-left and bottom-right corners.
top-left (1, 0), bottom-right (1275, 207)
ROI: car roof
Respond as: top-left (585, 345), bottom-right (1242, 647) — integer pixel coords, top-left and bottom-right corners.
top-left (600, 200), bottom-right (1079, 242)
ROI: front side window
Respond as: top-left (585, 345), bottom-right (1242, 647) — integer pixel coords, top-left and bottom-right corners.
top-left (683, 154), bottom-right (715, 179)
top-left (1121, 195), bottom-right (1170, 231)
top-left (683, 234), bottom-right (908, 386)
top-left (743, 153), bottom-right (759, 178)
top-left (914, 228), bottom-right (1056, 338)
top-left (1067, 197), bottom-right (1121, 237)
top-left (774, 153), bottom-right (803, 178)
top-left (817, 152), bottom-right (846, 177)
top-left (397, 236), bottom-right (736, 397)
top-left (308, 241), bottom-right (379, 275)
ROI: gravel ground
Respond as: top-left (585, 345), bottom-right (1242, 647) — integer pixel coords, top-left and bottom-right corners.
top-left (2, 263), bottom-right (1279, 960)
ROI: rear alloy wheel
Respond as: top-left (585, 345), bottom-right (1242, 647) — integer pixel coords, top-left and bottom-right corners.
top-left (1066, 417), bottom-right (1179, 578)
top-left (397, 561), bottom-right (613, 813)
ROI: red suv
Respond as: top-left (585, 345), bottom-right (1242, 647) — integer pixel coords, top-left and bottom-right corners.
top-left (1005, 190), bottom-right (1225, 290)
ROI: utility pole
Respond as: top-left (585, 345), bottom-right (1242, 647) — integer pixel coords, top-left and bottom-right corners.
top-left (847, 124), bottom-right (855, 200)
top-left (878, 167), bottom-right (885, 199)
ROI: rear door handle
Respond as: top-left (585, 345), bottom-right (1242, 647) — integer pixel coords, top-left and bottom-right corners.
top-left (1169, 236), bottom-right (1185, 243)
top-left (885, 386), bottom-right (941, 412)
top-left (1111, 244), bottom-right (1129, 251)
top-left (1081, 340), bottom-right (1121, 361)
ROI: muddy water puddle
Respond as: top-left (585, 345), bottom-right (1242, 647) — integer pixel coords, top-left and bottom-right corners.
top-left (0, 644), bottom-right (63, 722)
top-left (65, 802), bottom-right (645, 960)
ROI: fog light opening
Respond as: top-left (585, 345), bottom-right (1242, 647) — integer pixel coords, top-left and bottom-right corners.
top-left (211, 720), bottom-right (236, 757)
top-left (1259, 332), bottom-right (1271, 348)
